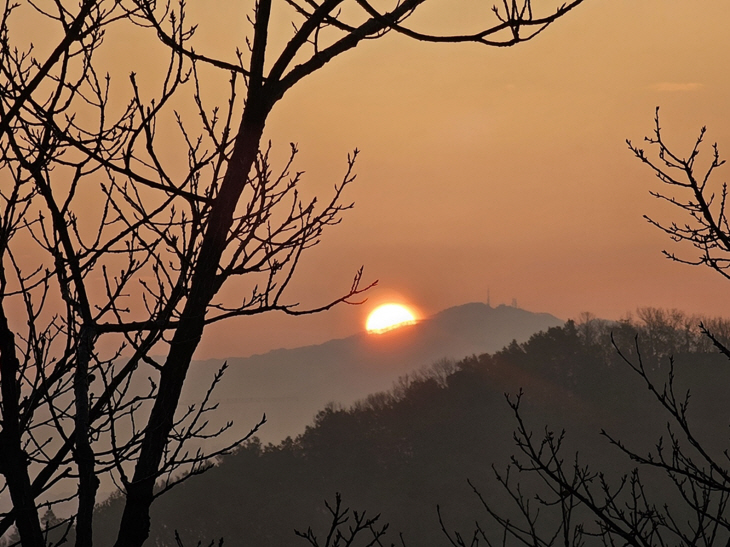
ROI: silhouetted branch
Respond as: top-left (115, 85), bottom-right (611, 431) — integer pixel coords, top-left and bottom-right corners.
top-left (628, 108), bottom-right (730, 280)
top-left (295, 493), bottom-right (393, 547)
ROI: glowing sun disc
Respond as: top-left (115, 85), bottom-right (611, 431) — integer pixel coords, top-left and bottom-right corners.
top-left (366, 304), bottom-right (416, 334)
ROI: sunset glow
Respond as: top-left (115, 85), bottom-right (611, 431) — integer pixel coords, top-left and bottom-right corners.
top-left (366, 304), bottom-right (417, 334)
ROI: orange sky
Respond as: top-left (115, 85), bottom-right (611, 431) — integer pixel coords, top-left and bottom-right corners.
top-left (14, 1), bottom-right (730, 359)
top-left (191, 0), bottom-right (730, 358)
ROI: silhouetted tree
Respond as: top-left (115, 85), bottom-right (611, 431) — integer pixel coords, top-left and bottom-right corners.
top-left (454, 114), bottom-right (730, 546)
top-left (0, 0), bottom-right (587, 546)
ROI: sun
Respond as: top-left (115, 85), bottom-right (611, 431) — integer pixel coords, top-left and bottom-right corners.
top-left (366, 303), bottom-right (417, 334)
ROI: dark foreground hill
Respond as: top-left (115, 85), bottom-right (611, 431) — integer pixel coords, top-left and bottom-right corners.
top-left (93, 312), bottom-right (730, 546)
top-left (181, 303), bottom-right (562, 445)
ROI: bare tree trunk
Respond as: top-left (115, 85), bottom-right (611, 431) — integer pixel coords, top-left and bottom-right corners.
top-left (75, 325), bottom-right (100, 547)
top-left (114, 95), bottom-right (271, 547)
top-left (0, 307), bottom-right (44, 547)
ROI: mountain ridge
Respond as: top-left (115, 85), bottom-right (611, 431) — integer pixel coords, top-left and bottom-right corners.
top-left (181, 302), bottom-right (563, 444)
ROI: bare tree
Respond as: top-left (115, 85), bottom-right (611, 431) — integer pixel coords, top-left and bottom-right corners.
top-left (448, 114), bottom-right (730, 546)
top-left (0, 0), bottom-right (586, 546)
top-left (453, 345), bottom-right (730, 546)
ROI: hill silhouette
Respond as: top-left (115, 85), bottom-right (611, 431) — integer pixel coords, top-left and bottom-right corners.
top-left (91, 310), bottom-right (730, 546)
top-left (181, 303), bottom-right (563, 445)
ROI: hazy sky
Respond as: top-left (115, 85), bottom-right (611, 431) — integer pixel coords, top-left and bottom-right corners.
top-left (185, 0), bottom-right (730, 358)
top-left (21, 1), bottom-right (730, 359)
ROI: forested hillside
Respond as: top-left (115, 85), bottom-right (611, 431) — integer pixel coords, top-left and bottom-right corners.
top-left (93, 310), bottom-right (730, 546)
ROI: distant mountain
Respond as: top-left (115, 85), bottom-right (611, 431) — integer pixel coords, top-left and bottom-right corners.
top-left (182, 303), bottom-right (563, 444)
